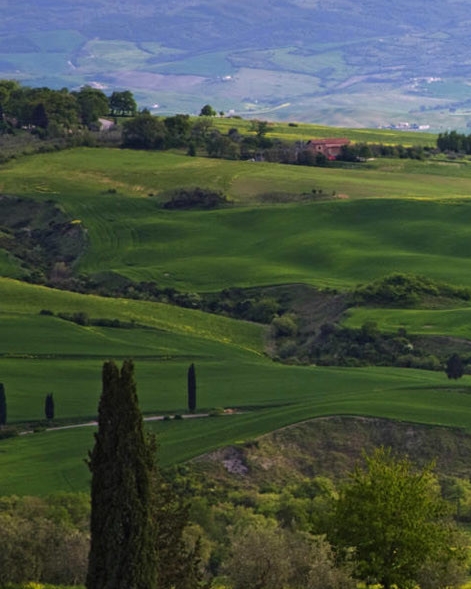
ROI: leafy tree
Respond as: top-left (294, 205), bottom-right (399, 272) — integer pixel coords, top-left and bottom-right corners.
top-left (188, 363), bottom-right (196, 413)
top-left (122, 111), bottom-right (167, 149)
top-left (109, 90), bottom-right (137, 117)
top-left (199, 104), bottom-right (217, 117)
top-left (329, 447), bottom-right (466, 589)
top-left (45, 392), bottom-right (54, 420)
top-left (74, 86), bottom-right (110, 126)
top-left (86, 359), bottom-right (158, 589)
top-left (164, 114), bottom-right (191, 147)
top-left (446, 353), bottom-right (464, 380)
top-left (0, 383), bottom-right (6, 426)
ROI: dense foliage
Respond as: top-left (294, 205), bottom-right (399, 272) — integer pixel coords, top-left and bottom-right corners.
top-left (329, 448), bottom-right (467, 589)
top-left (87, 360), bottom-right (158, 589)
top-left (353, 273), bottom-right (471, 307)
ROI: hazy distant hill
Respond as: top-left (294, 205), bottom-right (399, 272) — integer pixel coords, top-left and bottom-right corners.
top-left (2, 0), bottom-right (471, 129)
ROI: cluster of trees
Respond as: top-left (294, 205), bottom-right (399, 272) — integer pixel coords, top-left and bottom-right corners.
top-left (273, 315), bottom-right (470, 374)
top-left (274, 318), bottom-right (439, 370)
top-left (353, 273), bottom-right (471, 308)
top-left (436, 130), bottom-right (471, 153)
top-left (0, 80), bottom-right (137, 136)
top-left (337, 142), bottom-right (427, 162)
top-left (0, 492), bottom-right (90, 585)
top-left (121, 109), bottom-right (428, 165)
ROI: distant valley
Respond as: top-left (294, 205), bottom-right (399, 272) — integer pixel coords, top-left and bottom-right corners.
top-left (2, 0), bottom-right (471, 129)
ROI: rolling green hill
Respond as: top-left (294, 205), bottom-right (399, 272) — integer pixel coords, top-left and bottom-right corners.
top-left (3, 148), bottom-right (471, 291)
top-left (2, 130), bottom-right (471, 495)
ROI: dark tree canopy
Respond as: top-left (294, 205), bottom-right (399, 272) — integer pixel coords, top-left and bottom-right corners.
top-left (74, 86), bottom-right (109, 126)
top-left (187, 363), bottom-right (196, 413)
top-left (199, 104), bottom-right (217, 117)
top-left (87, 360), bottom-right (158, 589)
top-left (122, 111), bottom-right (166, 149)
top-left (109, 90), bottom-right (137, 117)
top-left (0, 383), bottom-right (6, 426)
top-left (446, 353), bottom-right (464, 380)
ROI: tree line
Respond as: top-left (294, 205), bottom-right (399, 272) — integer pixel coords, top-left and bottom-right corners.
top-left (0, 79), bottom-right (432, 166)
top-left (436, 130), bottom-right (471, 153)
top-left (0, 79), bottom-right (136, 136)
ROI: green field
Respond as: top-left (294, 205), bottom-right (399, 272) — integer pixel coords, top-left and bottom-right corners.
top-left (2, 134), bottom-right (471, 495)
top-left (3, 149), bottom-right (471, 292)
top-left (1, 363), bottom-right (470, 495)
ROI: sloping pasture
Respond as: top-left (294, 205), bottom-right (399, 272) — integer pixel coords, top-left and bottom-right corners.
top-left (3, 150), bottom-right (471, 291)
top-left (1, 363), bottom-right (470, 495)
top-left (2, 146), bottom-right (471, 495)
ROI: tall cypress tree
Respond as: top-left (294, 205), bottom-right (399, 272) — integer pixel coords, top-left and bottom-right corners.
top-left (45, 393), bottom-right (54, 420)
top-left (0, 383), bottom-right (6, 426)
top-left (87, 359), bottom-right (158, 589)
top-left (187, 363), bottom-right (196, 413)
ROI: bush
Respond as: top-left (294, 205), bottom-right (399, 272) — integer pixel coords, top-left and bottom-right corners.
top-left (271, 314), bottom-right (298, 338)
top-left (0, 427), bottom-right (18, 440)
top-left (162, 187), bottom-right (228, 210)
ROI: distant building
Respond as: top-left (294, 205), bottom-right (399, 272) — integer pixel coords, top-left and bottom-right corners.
top-left (306, 138), bottom-right (350, 159)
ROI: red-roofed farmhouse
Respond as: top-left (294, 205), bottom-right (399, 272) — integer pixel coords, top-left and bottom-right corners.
top-left (307, 138), bottom-right (350, 160)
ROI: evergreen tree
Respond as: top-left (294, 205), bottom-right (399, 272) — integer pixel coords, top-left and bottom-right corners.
top-left (446, 353), bottom-right (464, 380)
top-left (188, 363), bottom-right (196, 413)
top-left (45, 393), bottom-right (54, 420)
top-left (86, 360), bottom-right (158, 589)
top-left (0, 383), bottom-right (6, 426)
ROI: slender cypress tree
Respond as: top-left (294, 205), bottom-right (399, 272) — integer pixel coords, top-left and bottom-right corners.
top-left (87, 359), bottom-right (158, 589)
top-left (0, 383), bottom-right (6, 426)
top-left (187, 363), bottom-right (196, 413)
top-left (45, 393), bottom-right (54, 420)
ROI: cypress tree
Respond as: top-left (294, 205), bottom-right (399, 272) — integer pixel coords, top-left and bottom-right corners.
top-left (446, 353), bottom-right (464, 380)
top-left (187, 363), bottom-right (196, 413)
top-left (0, 383), bottom-right (6, 426)
top-left (45, 393), bottom-right (54, 420)
top-left (87, 359), bottom-right (158, 589)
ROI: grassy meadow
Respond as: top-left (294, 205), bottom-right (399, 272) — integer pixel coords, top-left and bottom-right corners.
top-left (3, 149), bottom-right (471, 292)
top-left (1, 363), bottom-right (470, 495)
top-left (2, 124), bottom-right (471, 495)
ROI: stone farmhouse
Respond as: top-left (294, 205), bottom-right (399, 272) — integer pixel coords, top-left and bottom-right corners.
top-left (306, 138), bottom-right (350, 160)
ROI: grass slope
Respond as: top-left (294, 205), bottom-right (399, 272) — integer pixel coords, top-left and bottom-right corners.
top-left (4, 150), bottom-right (471, 291)
top-left (3, 144), bottom-right (471, 495)
top-left (2, 363), bottom-right (471, 495)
